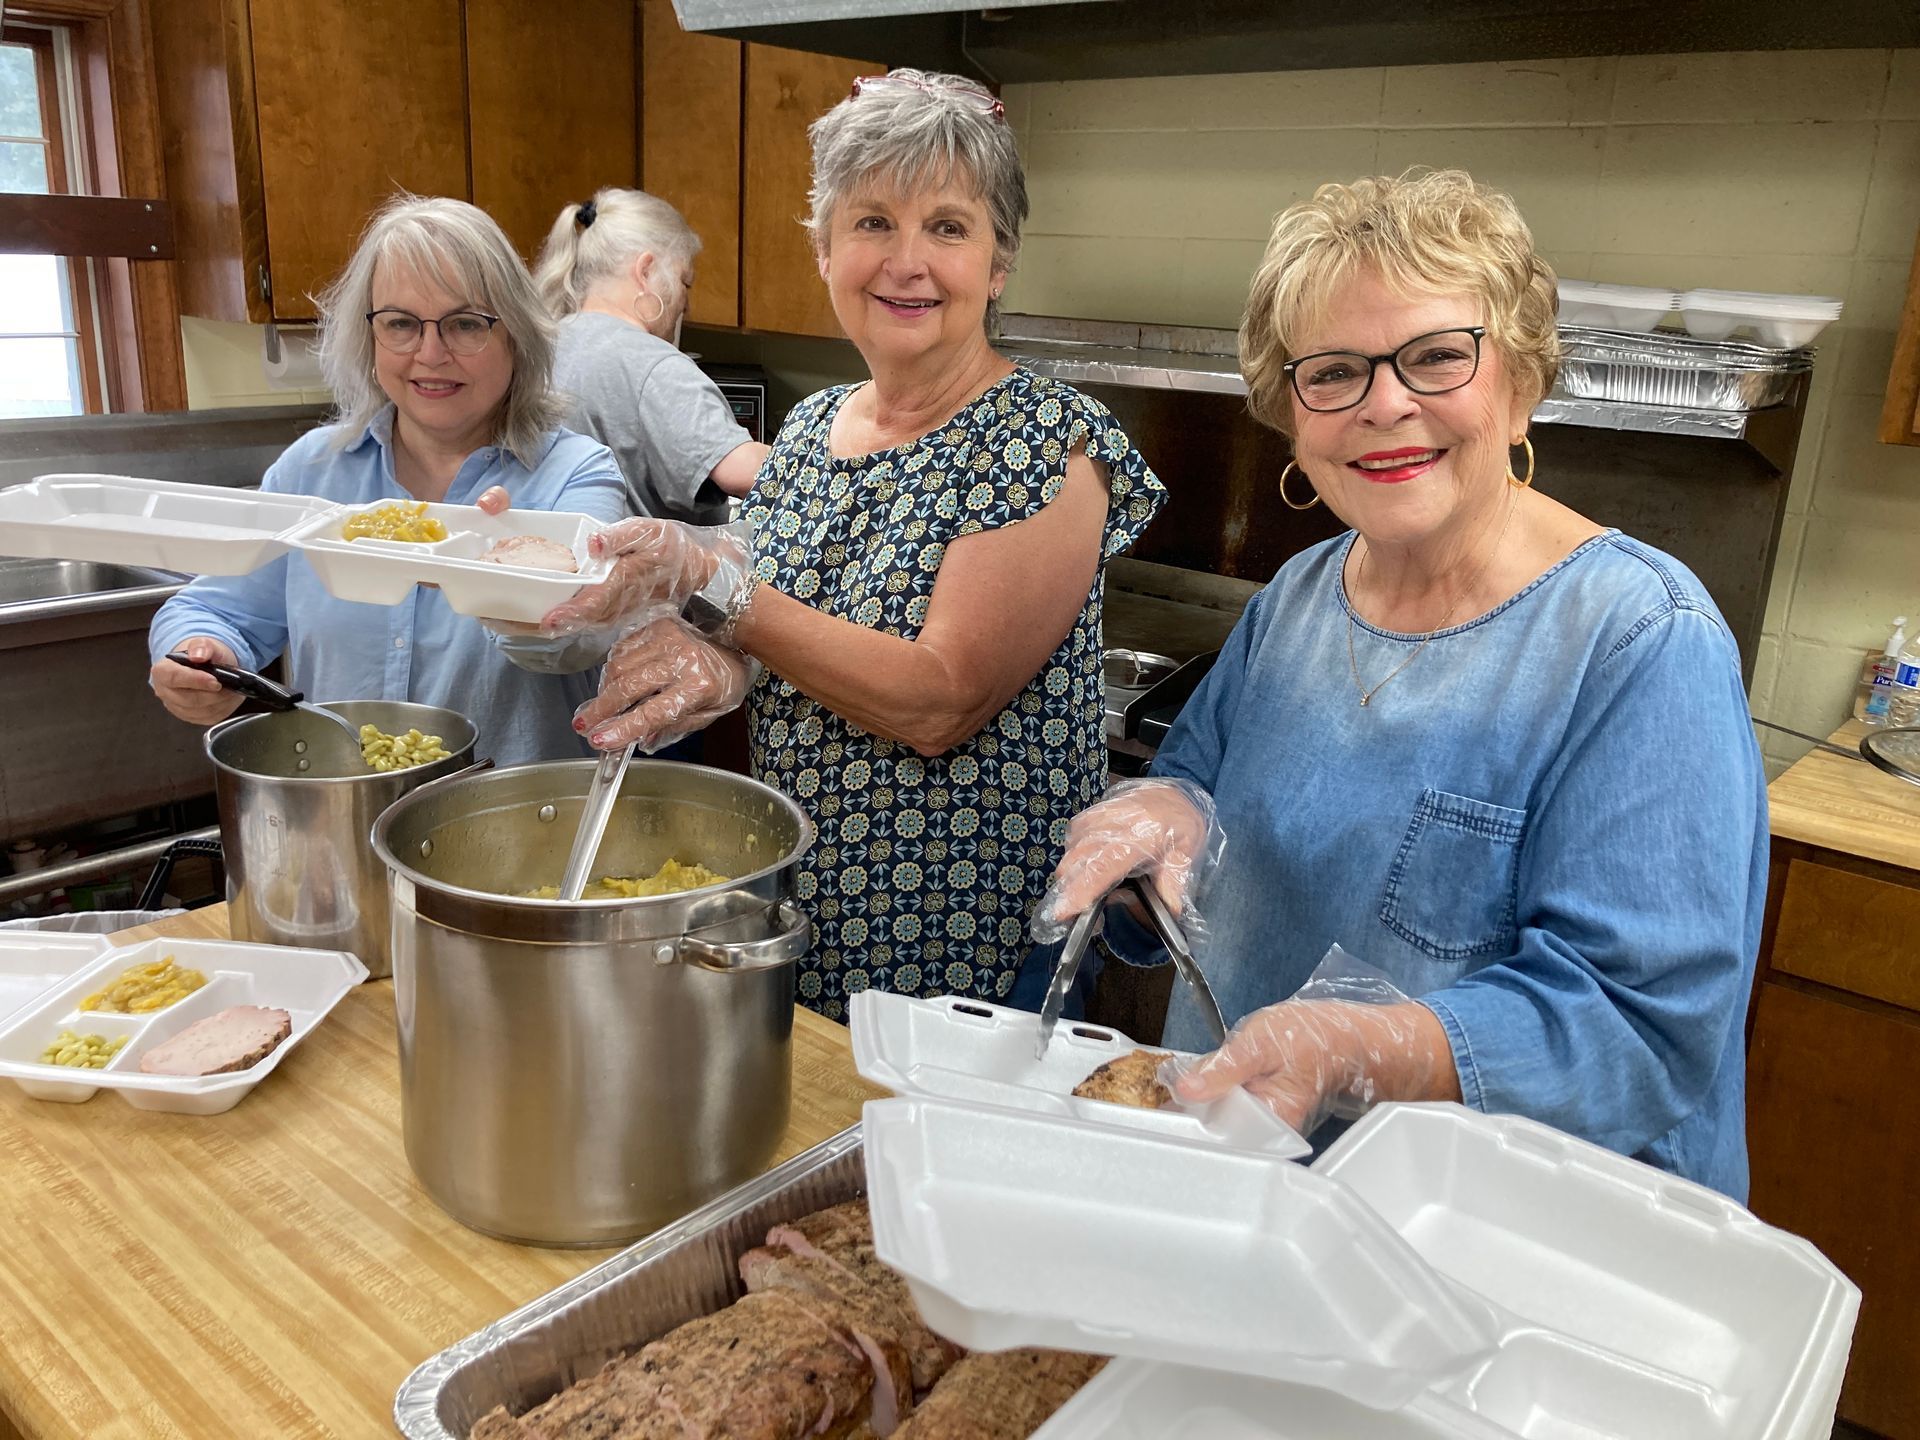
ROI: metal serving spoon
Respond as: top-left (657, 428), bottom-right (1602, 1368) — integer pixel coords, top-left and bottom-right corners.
top-left (556, 741), bottom-right (638, 901)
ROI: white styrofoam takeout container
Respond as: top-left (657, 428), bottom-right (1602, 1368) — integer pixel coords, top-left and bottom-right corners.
top-left (849, 990), bottom-right (1310, 1159)
top-left (1676, 288), bottom-right (1842, 348)
top-left (0, 936), bottom-right (367, 1114)
top-left (0, 474), bottom-right (611, 623)
top-left (863, 1095), bottom-right (1858, 1440)
top-left (0, 931), bottom-right (111, 1027)
top-left (1555, 278), bottom-right (1679, 333)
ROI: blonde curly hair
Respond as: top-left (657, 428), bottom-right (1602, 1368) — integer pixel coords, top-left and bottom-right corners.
top-left (1239, 169), bottom-right (1559, 436)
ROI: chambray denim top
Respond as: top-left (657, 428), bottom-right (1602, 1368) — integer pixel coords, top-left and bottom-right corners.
top-left (1133, 530), bottom-right (1767, 1200)
top-left (148, 408), bottom-right (631, 768)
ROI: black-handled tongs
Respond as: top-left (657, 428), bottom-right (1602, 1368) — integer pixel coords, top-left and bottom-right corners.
top-left (1034, 875), bottom-right (1228, 1059)
top-left (165, 651), bottom-right (361, 742)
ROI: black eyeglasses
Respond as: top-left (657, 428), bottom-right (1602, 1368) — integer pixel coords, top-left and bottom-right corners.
top-left (1282, 327), bottom-right (1486, 413)
top-left (365, 308), bottom-right (501, 357)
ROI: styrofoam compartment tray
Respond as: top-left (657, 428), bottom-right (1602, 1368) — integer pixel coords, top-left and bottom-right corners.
top-left (868, 1100), bottom-right (1858, 1440)
top-left (850, 990), bottom-right (1310, 1159)
top-left (282, 499), bottom-right (612, 623)
top-left (0, 930), bottom-right (112, 1026)
top-left (1556, 278), bottom-right (1678, 333)
top-left (0, 936), bottom-right (367, 1114)
top-left (1678, 288), bottom-right (1842, 349)
top-left (0, 474), bottom-right (335, 573)
top-left (0, 474), bottom-right (611, 623)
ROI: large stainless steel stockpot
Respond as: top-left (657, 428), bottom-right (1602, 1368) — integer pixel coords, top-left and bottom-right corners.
top-left (372, 759), bottom-right (814, 1247)
top-left (207, 701), bottom-right (478, 979)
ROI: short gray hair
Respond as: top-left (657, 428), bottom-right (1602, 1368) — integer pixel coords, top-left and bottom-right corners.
top-left (534, 187), bottom-right (704, 318)
top-left (316, 194), bottom-right (566, 469)
top-left (805, 69), bottom-right (1028, 330)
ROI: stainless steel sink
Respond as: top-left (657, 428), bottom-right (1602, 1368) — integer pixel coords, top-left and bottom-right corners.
top-left (0, 557), bottom-right (187, 618)
top-left (0, 554), bottom-right (206, 834)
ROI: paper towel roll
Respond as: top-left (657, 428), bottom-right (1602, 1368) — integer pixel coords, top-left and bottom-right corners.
top-left (262, 324), bottom-right (325, 390)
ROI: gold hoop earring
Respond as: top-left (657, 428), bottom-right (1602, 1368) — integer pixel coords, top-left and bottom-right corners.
top-left (1508, 436), bottom-right (1536, 488)
top-left (634, 290), bottom-right (666, 328)
top-left (1279, 460), bottom-right (1321, 511)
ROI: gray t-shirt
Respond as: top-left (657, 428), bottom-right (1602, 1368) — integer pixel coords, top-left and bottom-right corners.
top-left (553, 311), bottom-right (750, 524)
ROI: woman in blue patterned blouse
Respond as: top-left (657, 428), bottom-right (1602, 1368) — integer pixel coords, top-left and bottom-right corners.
top-left (544, 70), bottom-right (1166, 1018)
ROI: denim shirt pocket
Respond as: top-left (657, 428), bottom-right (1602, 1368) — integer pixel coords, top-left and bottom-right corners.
top-left (1381, 788), bottom-right (1527, 961)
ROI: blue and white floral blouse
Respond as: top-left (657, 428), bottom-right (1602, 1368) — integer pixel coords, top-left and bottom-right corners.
top-left (739, 367), bottom-right (1165, 1019)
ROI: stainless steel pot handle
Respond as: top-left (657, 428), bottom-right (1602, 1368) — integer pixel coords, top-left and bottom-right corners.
top-left (675, 900), bottom-right (811, 974)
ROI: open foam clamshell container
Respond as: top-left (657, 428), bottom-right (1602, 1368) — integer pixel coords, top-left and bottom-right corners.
top-left (0, 474), bottom-right (611, 623)
top-left (0, 936), bottom-right (366, 1114)
top-left (849, 990), bottom-right (1310, 1159)
top-left (861, 1094), bottom-right (1858, 1440)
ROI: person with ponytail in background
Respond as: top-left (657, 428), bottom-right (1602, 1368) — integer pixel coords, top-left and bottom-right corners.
top-left (535, 189), bottom-right (769, 523)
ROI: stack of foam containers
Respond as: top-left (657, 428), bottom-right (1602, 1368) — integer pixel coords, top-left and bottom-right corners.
top-left (1556, 277), bottom-right (1842, 349)
top-left (851, 992), bottom-right (1860, 1440)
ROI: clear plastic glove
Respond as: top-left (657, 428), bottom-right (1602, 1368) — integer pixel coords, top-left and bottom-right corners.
top-left (540, 517), bottom-right (755, 639)
top-left (1031, 778), bottom-right (1225, 944)
top-left (570, 614), bottom-right (754, 753)
top-left (1162, 946), bottom-right (1460, 1138)
top-left (148, 636), bottom-right (245, 726)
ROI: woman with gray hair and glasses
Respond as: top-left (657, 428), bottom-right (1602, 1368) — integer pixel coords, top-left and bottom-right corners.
top-left (535, 187), bottom-right (769, 524)
top-left (147, 194), bottom-right (630, 767)
top-left (539, 69), bottom-right (1167, 1019)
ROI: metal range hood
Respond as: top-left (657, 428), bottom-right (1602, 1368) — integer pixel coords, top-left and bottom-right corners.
top-left (672, 0), bottom-right (1920, 83)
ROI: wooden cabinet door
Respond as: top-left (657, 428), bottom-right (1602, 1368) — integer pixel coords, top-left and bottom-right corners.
top-left (1881, 230), bottom-right (1920, 446)
top-left (741, 43), bottom-right (876, 340)
top-left (640, 0), bottom-right (742, 329)
top-left (247, 0), bottom-right (469, 321)
top-left (1748, 979), bottom-right (1920, 1435)
top-left (468, 0), bottom-right (637, 266)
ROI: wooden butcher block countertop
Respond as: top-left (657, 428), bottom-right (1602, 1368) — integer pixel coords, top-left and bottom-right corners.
top-left (1768, 719), bottom-right (1920, 872)
top-left (0, 903), bottom-right (882, 1440)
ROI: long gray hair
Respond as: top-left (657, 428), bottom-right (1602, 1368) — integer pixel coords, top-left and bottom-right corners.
top-left (316, 195), bottom-right (566, 468)
top-left (534, 187), bottom-right (703, 319)
top-left (805, 69), bottom-right (1028, 330)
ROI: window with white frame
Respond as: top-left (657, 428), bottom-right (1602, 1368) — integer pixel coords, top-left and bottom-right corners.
top-left (0, 25), bottom-right (102, 418)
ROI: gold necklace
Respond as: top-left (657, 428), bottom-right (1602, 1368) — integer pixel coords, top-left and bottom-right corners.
top-left (1345, 494), bottom-right (1515, 708)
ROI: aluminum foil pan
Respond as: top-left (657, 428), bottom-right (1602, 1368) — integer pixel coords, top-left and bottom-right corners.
top-left (394, 1127), bottom-right (864, 1440)
top-left (1556, 325), bottom-right (1813, 411)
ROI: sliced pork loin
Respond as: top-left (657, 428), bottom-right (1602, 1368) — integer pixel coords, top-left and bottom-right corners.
top-left (733, 1251), bottom-right (914, 1434)
top-left (137, 1005), bottom-right (292, 1077)
top-left (750, 1200), bottom-right (965, 1391)
top-left (638, 1288), bottom-right (878, 1439)
top-left (889, 1349), bottom-right (1106, 1439)
top-left (481, 534), bottom-right (580, 572)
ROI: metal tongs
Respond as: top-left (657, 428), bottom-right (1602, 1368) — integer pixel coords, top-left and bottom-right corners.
top-left (165, 650), bottom-right (361, 743)
top-left (1035, 875), bottom-right (1228, 1059)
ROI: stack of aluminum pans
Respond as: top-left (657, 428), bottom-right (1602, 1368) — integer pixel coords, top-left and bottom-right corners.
top-left (1556, 326), bottom-right (1813, 411)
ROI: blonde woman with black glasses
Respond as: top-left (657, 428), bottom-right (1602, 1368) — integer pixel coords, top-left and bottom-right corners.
top-left (1040, 170), bottom-right (1766, 1201)
top-left (148, 195), bottom-right (629, 766)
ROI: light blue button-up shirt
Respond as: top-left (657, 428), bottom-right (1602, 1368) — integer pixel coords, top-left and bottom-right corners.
top-left (1116, 531), bottom-right (1767, 1199)
top-left (148, 408), bottom-right (631, 767)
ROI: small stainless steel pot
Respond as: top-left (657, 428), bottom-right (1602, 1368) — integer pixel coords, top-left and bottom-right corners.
top-left (372, 759), bottom-right (814, 1247)
top-left (207, 700), bottom-right (479, 979)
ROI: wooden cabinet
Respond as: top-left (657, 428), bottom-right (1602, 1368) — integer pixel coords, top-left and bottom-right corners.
top-left (1748, 969), bottom-right (1920, 1438)
top-left (155, 0), bottom-right (638, 323)
top-left (741, 43), bottom-right (876, 340)
top-left (1882, 229), bottom-right (1920, 447)
top-left (1747, 832), bottom-right (1920, 1434)
top-left (468, 0), bottom-right (636, 265)
top-left (640, 0), bottom-right (741, 329)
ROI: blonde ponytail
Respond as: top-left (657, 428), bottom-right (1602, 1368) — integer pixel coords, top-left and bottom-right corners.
top-left (533, 188), bottom-right (702, 320)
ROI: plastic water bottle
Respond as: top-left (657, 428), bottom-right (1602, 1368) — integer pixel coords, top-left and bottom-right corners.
top-left (1860, 615), bottom-right (1908, 725)
top-left (1888, 629), bottom-right (1920, 727)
